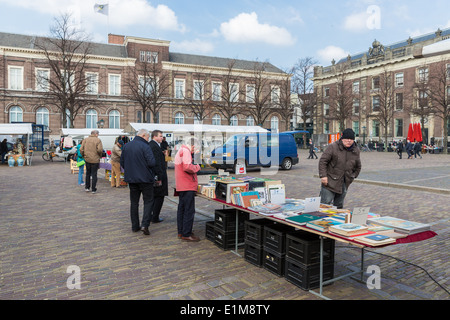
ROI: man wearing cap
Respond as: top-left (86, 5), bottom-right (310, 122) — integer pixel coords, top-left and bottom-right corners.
top-left (111, 139), bottom-right (124, 188)
top-left (318, 128), bottom-right (362, 209)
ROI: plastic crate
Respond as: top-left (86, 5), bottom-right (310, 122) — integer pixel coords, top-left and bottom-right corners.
top-left (262, 248), bottom-right (285, 277)
top-left (286, 232), bottom-right (335, 266)
top-left (214, 228), bottom-right (245, 250)
top-left (263, 223), bottom-right (296, 254)
top-left (244, 218), bottom-right (276, 246)
top-left (214, 209), bottom-right (249, 232)
top-left (244, 241), bottom-right (263, 267)
top-left (205, 221), bottom-right (215, 242)
top-left (284, 256), bottom-right (334, 290)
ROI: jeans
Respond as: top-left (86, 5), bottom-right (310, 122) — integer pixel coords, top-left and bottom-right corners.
top-left (1, 151), bottom-right (6, 164)
top-left (129, 183), bottom-right (154, 231)
top-left (152, 196), bottom-right (165, 222)
top-left (177, 191), bottom-right (196, 237)
top-left (85, 162), bottom-right (99, 192)
top-left (320, 183), bottom-right (347, 209)
top-left (78, 164), bottom-right (84, 185)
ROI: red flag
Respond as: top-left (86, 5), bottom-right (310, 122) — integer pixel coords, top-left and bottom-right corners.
top-left (407, 123), bottom-right (414, 142)
top-left (416, 123), bottom-right (423, 142)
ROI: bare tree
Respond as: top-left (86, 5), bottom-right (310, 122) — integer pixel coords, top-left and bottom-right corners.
top-left (35, 13), bottom-right (95, 128)
top-left (273, 69), bottom-right (294, 131)
top-left (184, 67), bottom-right (214, 123)
top-left (428, 60), bottom-right (449, 154)
top-left (328, 65), bottom-right (354, 131)
top-left (124, 53), bottom-right (172, 123)
top-left (370, 68), bottom-right (398, 150)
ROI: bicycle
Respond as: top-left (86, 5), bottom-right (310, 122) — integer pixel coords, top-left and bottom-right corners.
top-left (42, 148), bottom-right (55, 161)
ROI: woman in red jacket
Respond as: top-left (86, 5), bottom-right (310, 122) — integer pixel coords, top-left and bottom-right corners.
top-left (174, 138), bottom-right (201, 241)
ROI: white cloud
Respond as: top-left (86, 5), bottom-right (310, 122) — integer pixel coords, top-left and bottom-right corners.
top-left (171, 39), bottom-right (214, 54)
top-left (317, 46), bottom-right (350, 65)
top-left (219, 12), bottom-right (295, 46)
top-left (343, 11), bottom-right (370, 32)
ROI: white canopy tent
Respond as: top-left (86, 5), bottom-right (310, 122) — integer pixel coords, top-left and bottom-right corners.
top-left (60, 128), bottom-right (128, 151)
top-left (0, 123), bottom-right (33, 153)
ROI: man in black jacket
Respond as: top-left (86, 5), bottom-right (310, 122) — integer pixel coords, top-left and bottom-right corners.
top-left (120, 129), bottom-right (155, 235)
top-left (307, 139), bottom-right (318, 159)
top-left (397, 140), bottom-right (404, 159)
top-left (149, 130), bottom-right (168, 223)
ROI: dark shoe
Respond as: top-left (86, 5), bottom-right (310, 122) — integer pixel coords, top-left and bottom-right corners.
top-left (132, 228), bottom-right (141, 232)
top-left (181, 235), bottom-right (200, 242)
top-left (178, 231), bottom-right (194, 239)
top-left (152, 218), bottom-right (164, 223)
top-left (141, 227), bottom-right (150, 235)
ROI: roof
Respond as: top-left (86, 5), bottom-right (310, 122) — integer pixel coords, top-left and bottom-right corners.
top-left (0, 123), bottom-right (33, 135)
top-left (61, 128), bottom-right (127, 137)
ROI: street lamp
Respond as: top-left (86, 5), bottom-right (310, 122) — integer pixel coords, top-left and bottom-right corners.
top-left (97, 119), bottom-right (105, 128)
top-left (362, 125), bottom-right (366, 146)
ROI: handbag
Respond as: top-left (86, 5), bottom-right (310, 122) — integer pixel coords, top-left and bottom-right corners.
top-left (76, 159), bottom-right (85, 167)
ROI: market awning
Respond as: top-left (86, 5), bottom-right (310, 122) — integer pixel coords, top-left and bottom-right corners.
top-left (126, 123), bottom-right (269, 134)
top-left (60, 128), bottom-right (127, 137)
top-left (0, 123), bottom-right (33, 135)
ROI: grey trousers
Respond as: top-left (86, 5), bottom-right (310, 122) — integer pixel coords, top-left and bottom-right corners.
top-left (320, 183), bottom-right (347, 209)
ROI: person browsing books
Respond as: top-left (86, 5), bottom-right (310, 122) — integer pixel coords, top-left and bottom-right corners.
top-left (318, 128), bottom-right (361, 209)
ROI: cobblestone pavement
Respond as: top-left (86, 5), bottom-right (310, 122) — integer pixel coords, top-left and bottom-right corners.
top-left (0, 149), bottom-right (448, 300)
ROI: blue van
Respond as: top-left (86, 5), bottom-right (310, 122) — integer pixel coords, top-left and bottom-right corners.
top-left (210, 132), bottom-right (303, 171)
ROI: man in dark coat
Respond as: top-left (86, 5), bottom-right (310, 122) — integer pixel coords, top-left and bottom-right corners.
top-left (307, 139), bottom-right (318, 159)
top-left (149, 130), bottom-right (168, 223)
top-left (397, 140), bottom-right (404, 159)
top-left (318, 128), bottom-right (362, 209)
top-left (1, 139), bottom-right (8, 164)
top-left (120, 129), bottom-right (155, 235)
top-left (413, 142), bottom-right (422, 159)
top-left (406, 140), bottom-right (413, 159)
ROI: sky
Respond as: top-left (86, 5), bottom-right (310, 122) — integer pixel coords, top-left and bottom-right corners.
top-left (0, 0), bottom-right (449, 71)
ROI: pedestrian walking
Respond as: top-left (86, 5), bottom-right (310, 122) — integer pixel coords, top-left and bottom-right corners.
top-left (110, 140), bottom-right (124, 187)
top-left (76, 140), bottom-right (85, 186)
top-left (1, 139), bottom-right (7, 164)
top-left (120, 129), bottom-right (156, 235)
top-left (174, 137), bottom-right (201, 242)
top-left (414, 142), bottom-right (422, 159)
top-left (318, 128), bottom-right (362, 209)
top-left (406, 140), bottom-right (413, 159)
top-left (80, 130), bottom-right (103, 194)
top-left (308, 139), bottom-right (318, 159)
top-left (397, 140), bottom-right (404, 159)
top-left (149, 130), bottom-right (168, 223)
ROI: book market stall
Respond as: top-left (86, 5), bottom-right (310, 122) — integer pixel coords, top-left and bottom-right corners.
top-left (196, 174), bottom-right (437, 299)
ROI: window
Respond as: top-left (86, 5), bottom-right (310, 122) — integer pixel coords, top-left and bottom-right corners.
top-left (140, 51), bottom-right (146, 62)
top-left (109, 110), bottom-right (120, 129)
top-left (324, 87), bottom-right (330, 97)
top-left (139, 76), bottom-right (155, 96)
top-left (352, 81), bottom-right (360, 94)
top-left (246, 84), bottom-right (255, 103)
top-left (353, 99), bottom-right (360, 114)
top-left (137, 111), bottom-right (142, 123)
top-left (418, 67), bottom-right (429, 83)
top-left (145, 111), bottom-right (151, 123)
top-left (372, 96), bottom-right (380, 111)
top-left (230, 83), bottom-right (239, 102)
top-left (174, 112), bottom-right (184, 124)
top-left (230, 115), bottom-right (238, 126)
top-left (63, 70), bottom-right (75, 89)
top-left (396, 93), bottom-right (403, 110)
top-left (271, 86), bottom-right (280, 104)
top-left (9, 66), bottom-right (23, 90)
top-left (395, 73), bottom-right (404, 87)
top-left (245, 136), bottom-right (258, 148)
top-left (140, 51), bottom-right (158, 63)
top-left (324, 122), bottom-right (330, 134)
top-left (109, 74), bottom-right (121, 95)
top-left (193, 80), bottom-right (204, 100)
top-left (270, 116), bottom-right (279, 131)
top-left (246, 116), bottom-right (254, 126)
top-left (86, 109), bottom-right (98, 129)
top-left (86, 72), bottom-right (98, 94)
top-left (65, 109), bottom-right (71, 128)
top-left (36, 107), bottom-right (49, 127)
top-left (212, 82), bottom-right (222, 101)
top-left (212, 114), bottom-right (221, 126)
top-left (175, 79), bottom-right (185, 99)
top-left (194, 114), bottom-right (202, 124)
top-left (9, 106), bottom-right (23, 123)
top-left (324, 103), bottom-right (330, 116)
top-left (395, 119), bottom-right (403, 137)
top-left (352, 121), bottom-right (359, 137)
top-left (372, 120), bottom-right (380, 137)
top-left (261, 136), bottom-right (279, 147)
top-left (372, 77), bottom-right (380, 90)
top-left (36, 69), bottom-right (50, 92)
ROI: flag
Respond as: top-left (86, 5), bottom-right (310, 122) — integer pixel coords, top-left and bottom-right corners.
top-left (94, 3), bottom-right (109, 16)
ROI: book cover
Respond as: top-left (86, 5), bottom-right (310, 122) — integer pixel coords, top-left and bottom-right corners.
top-left (306, 218), bottom-right (343, 232)
top-left (253, 187), bottom-right (268, 204)
top-left (328, 223), bottom-right (368, 236)
top-left (240, 191), bottom-right (260, 208)
top-left (353, 234), bottom-right (396, 246)
top-left (286, 214), bottom-right (323, 226)
top-left (226, 183), bottom-right (249, 203)
top-left (269, 188), bottom-right (285, 205)
top-left (368, 216), bottom-right (430, 234)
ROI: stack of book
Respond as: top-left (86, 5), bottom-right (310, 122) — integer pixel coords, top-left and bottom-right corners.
top-left (305, 217), bottom-right (343, 232)
top-left (353, 234), bottom-right (396, 246)
top-left (199, 185), bottom-right (216, 198)
top-left (232, 191), bottom-right (261, 208)
top-left (367, 216), bottom-right (431, 235)
top-left (328, 223), bottom-right (371, 237)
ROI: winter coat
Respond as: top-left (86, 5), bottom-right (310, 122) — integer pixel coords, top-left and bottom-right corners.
top-left (318, 139), bottom-right (362, 194)
top-left (80, 135), bottom-right (103, 163)
top-left (174, 145), bottom-right (200, 192)
top-left (149, 140), bottom-right (168, 197)
top-left (110, 144), bottom-right (122, 163)
top-left (120, 136), bottom-right (155, 184)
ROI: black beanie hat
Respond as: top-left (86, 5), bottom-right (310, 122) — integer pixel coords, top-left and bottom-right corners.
top-left (342, 128), bottom-right (355, 140)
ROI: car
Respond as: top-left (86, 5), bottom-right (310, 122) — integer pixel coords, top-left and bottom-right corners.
top-left (210, 132), bottom-right (301, 172)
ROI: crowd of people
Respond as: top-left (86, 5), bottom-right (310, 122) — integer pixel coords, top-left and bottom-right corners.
top-left (76, 129), bottom-right (200, 242)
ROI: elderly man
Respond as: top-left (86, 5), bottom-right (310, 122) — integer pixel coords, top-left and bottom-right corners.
top-left (81, 130), bottom-right (103, 194)
top-left (318, 128), bottom-right (362, 209)
top-left (110, 139), bottom-right (124, 187)
top-left (120, 129), bottom-right (156, 235)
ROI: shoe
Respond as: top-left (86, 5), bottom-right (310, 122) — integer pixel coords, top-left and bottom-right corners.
top-left (181, 235), bottom-right (200, 242)
top-left (132, 228), bottom-right (141, 232)
top-left (80, 183), bottom-right (85, 186)
top-left (91, 191), bottom-right (96, 194)
top-left (85, 188), bottom-right (90, 192)
top-left (152, 218), bottom-right (164, 223)
top-left (178, 231), bottom-right (194, 239)
top-left (141, 227), bottom-right (150, 235)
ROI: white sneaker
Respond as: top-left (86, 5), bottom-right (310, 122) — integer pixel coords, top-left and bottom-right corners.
top-left (85, 188), bottom-right (90, 192)
top-left (80, 183), bottom-right (85, 186)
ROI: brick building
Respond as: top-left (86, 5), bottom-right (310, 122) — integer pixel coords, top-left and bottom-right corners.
top-left (0, 32), bottom-right (289, 142)
top-left (313, 28), bottom-right (450, 147)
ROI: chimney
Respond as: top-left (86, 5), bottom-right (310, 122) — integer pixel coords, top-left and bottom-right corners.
top-left (108, 34), bottom-right (125, 45)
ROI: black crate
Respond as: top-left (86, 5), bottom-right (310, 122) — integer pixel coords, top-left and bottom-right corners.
top-left (263, 223), bottom-right (296, 254)
top-left (214, 209), bottom-right (249, 232)
top-left (284, 256), bottom-right (334, 290)
top-left (214, 228), bottom-right (245, 250)
top-left (245, 218), bottom-right (276, 246)
top-left (205, 221), bottom-right (215, 242)
top-left (262, 248), bottom-right (285, 277)
top-left (286, 232), bottom-right (335, 266)
top-left (244, 241), bottom-right (263, 267)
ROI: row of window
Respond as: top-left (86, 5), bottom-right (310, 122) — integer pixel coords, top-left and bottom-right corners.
top-left (323, 119), bottom-right (405, 137)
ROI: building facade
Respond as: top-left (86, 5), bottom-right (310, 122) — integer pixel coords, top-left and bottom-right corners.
top-left (313, 28), bottom-right (450, 146)
top-left (0, 32), bottom-right (289, 142)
